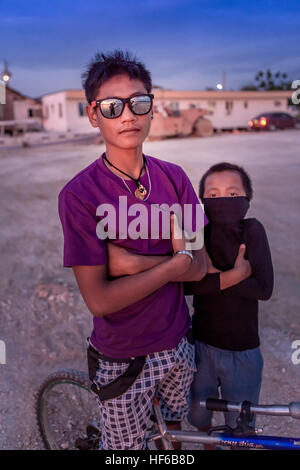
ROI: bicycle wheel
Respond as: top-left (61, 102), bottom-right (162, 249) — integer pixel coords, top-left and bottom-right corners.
top-left (35, 369), bottom-right (101, 450)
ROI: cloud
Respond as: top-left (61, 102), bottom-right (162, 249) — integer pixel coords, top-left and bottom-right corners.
top-left (1, 0), bottom-right (300, 94)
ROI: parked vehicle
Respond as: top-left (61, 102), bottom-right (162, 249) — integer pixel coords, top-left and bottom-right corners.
top-left (249, 112), bottom-right (300, 131)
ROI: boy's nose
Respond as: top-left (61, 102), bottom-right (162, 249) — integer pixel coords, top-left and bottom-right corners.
top-left (120, 102), bottom-right (137, 122)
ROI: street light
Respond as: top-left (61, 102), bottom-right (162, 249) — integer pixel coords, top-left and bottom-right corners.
top-left (216, 83), bottom-right (223, 90)
top-left (1, 60), bottom-right (12, 84)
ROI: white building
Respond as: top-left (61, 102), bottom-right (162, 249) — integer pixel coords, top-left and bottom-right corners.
top-left (0, 85), bottom-right (43, 137)
top-left (153, 89), bottom-right (294, 130)
top-left (42, 89), bottom-right (97, 133)
top-left (0, 85), bottom-right (42, 126)
top-left (41, 88), bottom-right (294, 132)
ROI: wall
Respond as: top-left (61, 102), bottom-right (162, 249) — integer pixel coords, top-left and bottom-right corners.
top-left (41, 89), bottom-right (293, 132)
top-left (155, 97), bottom-right (289, 129)
top-left (42, 92), bottom-right (98, 133)
top-left (13, 99), bottom-right (43, 124)
top-left (65, 99), bottom-right (96, 133)
top-left (42, 92), bottom-right (68, 131)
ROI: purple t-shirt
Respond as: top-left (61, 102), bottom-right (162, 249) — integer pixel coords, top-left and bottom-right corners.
top-left (58, 153), bottom-right (203, 358)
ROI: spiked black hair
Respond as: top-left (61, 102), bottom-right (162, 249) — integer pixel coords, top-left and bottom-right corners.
top-left (82, 50), bottom-right (152, 104)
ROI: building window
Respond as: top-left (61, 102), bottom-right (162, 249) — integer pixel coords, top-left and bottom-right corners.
top-left (244, 101), bottom-right (248, 108)
top-left (78, 102), bottom-right (86, 116)
top-left (225, 101), bottom-right (233, 115)
top-left (168, 101), bottom-right (180, 116)
top-left (169, 101), bottom-right (179, 110)
top-left (0, 104), bottom-right (3, 119)
top-left (207, 101), bottom-right (216, 108)
top-left (58, 103), bottom-right (63, 118)
top-left (28, 108), bottom-right (33, 118)
top-left (274, 100), bottom-right (282, 107)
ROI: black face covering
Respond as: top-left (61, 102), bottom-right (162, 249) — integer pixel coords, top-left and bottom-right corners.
top-left (202, 196), bottom-right (250, 225)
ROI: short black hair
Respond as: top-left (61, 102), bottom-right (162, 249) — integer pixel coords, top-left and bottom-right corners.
top-left (199, 162), bottom-right (253, 200)
top-left (81, 50), bottom-right (152, 104)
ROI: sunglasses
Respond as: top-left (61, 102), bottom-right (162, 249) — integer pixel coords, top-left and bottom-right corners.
top-left (91, 94), bottom-right (154, 119)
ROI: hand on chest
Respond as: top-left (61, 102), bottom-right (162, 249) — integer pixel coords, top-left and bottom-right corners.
top-left (206, 223), bottom-right (246, 270)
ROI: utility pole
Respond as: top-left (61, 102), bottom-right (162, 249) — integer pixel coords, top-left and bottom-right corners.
top-left (222, 70), bottom-right (226, 91)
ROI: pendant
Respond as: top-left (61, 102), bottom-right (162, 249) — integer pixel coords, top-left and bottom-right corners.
top-left (134, 183), bottom-right (147, 200)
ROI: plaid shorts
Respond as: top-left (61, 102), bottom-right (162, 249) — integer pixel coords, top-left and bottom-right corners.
top-left (91, 335), bottom-right (196, 450)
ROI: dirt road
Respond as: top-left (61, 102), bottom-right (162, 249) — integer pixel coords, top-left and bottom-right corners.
top-left (0, 130), bottom-right (299, 449)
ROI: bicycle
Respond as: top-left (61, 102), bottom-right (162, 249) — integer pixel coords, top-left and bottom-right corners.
top-left (35, 368), bottom-right (300, 450)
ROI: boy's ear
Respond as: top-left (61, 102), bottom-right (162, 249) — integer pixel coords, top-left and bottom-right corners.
top-left (86, 104), bottom-right (99, 128)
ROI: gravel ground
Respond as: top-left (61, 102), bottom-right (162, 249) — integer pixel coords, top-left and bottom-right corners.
top-left (0, 129), bottom-right (299, 450)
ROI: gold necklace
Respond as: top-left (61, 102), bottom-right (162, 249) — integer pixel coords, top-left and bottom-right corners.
top-left (103, 153), bottom-right (151, 201)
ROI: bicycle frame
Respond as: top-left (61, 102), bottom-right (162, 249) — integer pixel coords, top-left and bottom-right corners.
top-left (147, 396), bottom-right (300, 450)
top-left (36, 369), bottom-right (300, 451)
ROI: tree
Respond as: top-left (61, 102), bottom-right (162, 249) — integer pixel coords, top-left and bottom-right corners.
top-left (241, 70), bottom-right (292, 91)
top-left (254, 69), bottom-right (292, 91)
top-left (240, 70), bottom-right (299, 115)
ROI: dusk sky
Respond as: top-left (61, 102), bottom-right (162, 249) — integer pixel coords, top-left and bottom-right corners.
top-left (1, 0), bottom-right (300, 98)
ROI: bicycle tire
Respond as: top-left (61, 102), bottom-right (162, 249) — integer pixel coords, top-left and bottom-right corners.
top-left (35, 369), bottom-right (101, 450)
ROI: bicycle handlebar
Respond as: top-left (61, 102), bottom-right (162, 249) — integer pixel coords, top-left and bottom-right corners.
top-left (199, 398), bottom-right (300, 420)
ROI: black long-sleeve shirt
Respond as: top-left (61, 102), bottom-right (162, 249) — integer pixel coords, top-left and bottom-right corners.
top-left (184, 218), bottom-right (274, 350)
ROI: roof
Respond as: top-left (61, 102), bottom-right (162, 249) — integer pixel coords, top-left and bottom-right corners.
top-left (40, 88), bottom-right (292, 101)
top-left (152, 90), bottom-right (292, 100)
top-left (41, 89), bottom-right (86, 99)
top-left (5, 85), bottom-right (41, 103)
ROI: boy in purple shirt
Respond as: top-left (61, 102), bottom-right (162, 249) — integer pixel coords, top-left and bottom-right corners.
top-left (58, 51), bottom-right (251, 449)
top-left (58, 50), bottom-right (208, 450)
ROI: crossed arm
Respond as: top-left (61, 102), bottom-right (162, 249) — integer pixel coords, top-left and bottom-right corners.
top-left (184, 220), bottom-right (274, 300)
top-left (106, 242), bottom-right (251, 289)
top-left (72, 218), bottom-right (261, 320)
top-left (72, 215), bottom-right (207, 318)
top-left (106, 243), bottom-right (207, 282)
top-left (72, 253), bottom-right (193, 319)
top-left (72, 239), bottom-right (252, 319)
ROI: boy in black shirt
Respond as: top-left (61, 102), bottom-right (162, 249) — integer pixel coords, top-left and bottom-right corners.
top-left (184, 162), bottom-right (274, 447)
